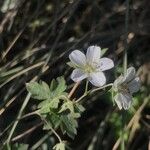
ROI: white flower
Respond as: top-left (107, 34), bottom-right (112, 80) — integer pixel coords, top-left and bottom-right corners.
top-left (69, 46), bottom-right (114, 87)
top-left (113, 67), bottom-right (140, 110)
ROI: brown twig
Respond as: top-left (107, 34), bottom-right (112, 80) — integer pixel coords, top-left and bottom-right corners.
top-left (68, 82), bottom-right (80, 99)
top-left (2, 29), bottom-right (24, 60)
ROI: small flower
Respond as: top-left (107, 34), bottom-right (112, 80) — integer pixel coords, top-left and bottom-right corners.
top-left (113, 67), bottom-right (140, 110)
top-left (69, 46), bottom-right (114, 87)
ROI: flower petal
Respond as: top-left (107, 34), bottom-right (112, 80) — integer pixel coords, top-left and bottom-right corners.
top-left (128, 77), bottom-right (140, 94)
top-left (99, 57), bottom-right (114, 71)
top-left (122, 92), bottom-right (132, 110)
top-left (88, 72), bottom-right (106, 87)
top-left (86, 46), bottom-right (101, 64)
top-left (113, 75), bottom-right (124, 91)
top-left (69, 50), bottom-right (86, 67)
top-left (114, 94), bottom-right (123, 110)
top-left (114, 93), bottom-right (132, 110)
top-left (123, 67), bottom-right (136, 83)
top-left (71, 69), bottom-right (87, 82)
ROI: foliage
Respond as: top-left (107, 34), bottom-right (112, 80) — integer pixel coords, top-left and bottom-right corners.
top-left (26, 77), bottom-right (85, 140)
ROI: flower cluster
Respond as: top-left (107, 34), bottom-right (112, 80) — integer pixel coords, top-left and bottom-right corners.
top-left (69, 46), bottom-right (140, 110)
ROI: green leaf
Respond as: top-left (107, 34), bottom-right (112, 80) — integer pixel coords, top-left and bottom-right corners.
top-left (50, 79), bottom-right (57, 91)
top-left (38, 105), bottom-right (51, 114)
top-left (71, 113), bottom-right (81, 118)
top-left (38, 97), bottom-right (62, 114)
top-left (38, 77), bottom-right (67, 113)
top-left (53, 77), bottom-right (67, 96)
top-left (59, 101), bottom-right (84, 118)
top-left (38, 97), bottom-right (60, 109)
top-left (59, 101), bottom-right (74, 113)
top-left (26, 77), bottom-right (82, 140)
top-left (41, 81), bottom-right (50, 94)
top-left (53, 142), bottom-right (65, 150)
top-left (49, 98), bottom-right (60, 109)
top-left (75, 103), bottom-right (85, 113)
top-left (101, 48), bottom-right (108, 56)
top-left (48, 113), bottom-right (61, 129)
top-left (60, 115), bottom-right (78, 139)
top-left (26, 82), bottom-right (50, 100)
top-left (26, 77), bottom-right (67, 113)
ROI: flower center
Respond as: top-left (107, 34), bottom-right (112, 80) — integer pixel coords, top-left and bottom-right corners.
top-left (84, 63), bottom-right (96, 73)
top-left (118, 83), bottom-right (129, 94)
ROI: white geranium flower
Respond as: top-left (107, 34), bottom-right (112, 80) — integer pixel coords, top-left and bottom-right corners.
top-left (113, 67), bottom-right (140, 110)
top-left (69, 46), bottom-right (114, 87)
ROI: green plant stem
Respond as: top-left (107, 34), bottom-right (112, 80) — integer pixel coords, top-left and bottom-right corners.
top-left (123, 0), bottom-right (129, 75)
top-left (37, 113), bottom-right (62, 143)
top-left (84, 80), bottom-right (89, 94)
top-left (6, 93), bottom-right (31, 146)
top-left (76, 83), bottom-right (113, 103)
top-left (121, 0), bottom-right (129, 149)
top-left (121, 110), bottom-right (125, 150)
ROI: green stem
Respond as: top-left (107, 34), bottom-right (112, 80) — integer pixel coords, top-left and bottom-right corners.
top-left (123, 0), bottom-right (129, 75)
top-left (37, 113), bottom-right (62, 143)
top-left (76, 83), bottom-right (113, 103)
top-left (84, 80), bottom-right (89, 94)
top-left (91, 83), bottom-right (113, 93)
top-left (121, 0), bottom-right (129, 149)
top-left (121, 110), bottom-right (125, 150)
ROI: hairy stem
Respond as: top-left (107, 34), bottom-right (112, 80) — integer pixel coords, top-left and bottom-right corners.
top-left (76, 83), bottom-right (113, 103)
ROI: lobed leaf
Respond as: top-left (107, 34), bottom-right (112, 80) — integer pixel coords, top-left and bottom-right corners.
top-left (60, 115), bottom-right (78, 139)
top-left (26, 82), bottom-right (50, 100)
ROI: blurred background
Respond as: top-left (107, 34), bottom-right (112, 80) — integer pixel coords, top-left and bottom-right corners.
top-left (0, 0), bottom-right (149, 149)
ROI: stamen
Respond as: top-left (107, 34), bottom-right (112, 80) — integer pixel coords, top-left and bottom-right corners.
top-left (117, 83), bottom-right (129, 93)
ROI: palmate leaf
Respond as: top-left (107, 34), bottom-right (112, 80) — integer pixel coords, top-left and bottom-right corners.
top-left (38, 97), bottom-right (61, 114)
top-left (43, 105), bottom-right (84, 139)
top-left (59, 101), bottom-right (85, 118)
top-left (59, 101), bottom-right (74, 114)
top-left (43, 113), bottom-right (61, 130)
top-left (60, 114), bottom-right (78, 139)
top-left (26, 76), bottom-right (85, 140)
top-left (26, 77), bottom-right (67, 113)
top-left (52, 77), bottom-right (67, 96)
top-left (57, 101), bottom-right (85, 138)
top-left (26, 81), bottom-right (50, 100)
